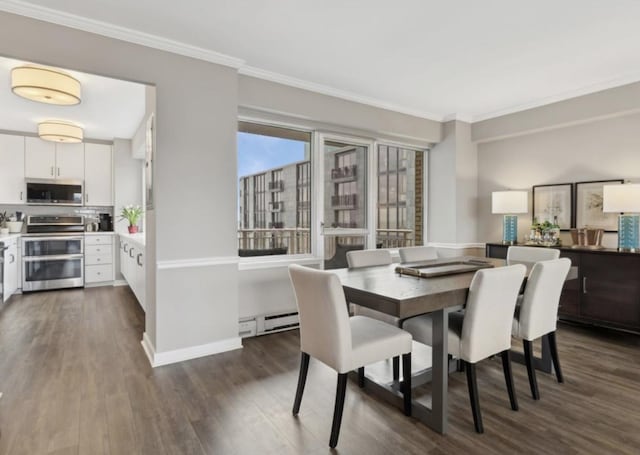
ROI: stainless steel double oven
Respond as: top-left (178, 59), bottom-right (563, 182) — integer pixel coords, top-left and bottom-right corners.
top-left (22, 215), bottom-right (85, 292)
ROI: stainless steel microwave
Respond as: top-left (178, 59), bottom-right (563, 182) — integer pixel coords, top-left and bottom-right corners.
top-left (26, 179), bottom-right (84, 206)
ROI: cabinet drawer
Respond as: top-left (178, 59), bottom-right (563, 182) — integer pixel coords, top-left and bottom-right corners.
top-left (85, 235), bottom-right (113, 246)
top-left (85, 264), bottom-right (113, 283)
top-left (86, 244), bottom-right (112, 255)
top-left (85, 254), bottom-right (112, 266)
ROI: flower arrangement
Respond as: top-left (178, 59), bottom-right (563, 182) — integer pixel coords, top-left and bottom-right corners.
top-left (120, 205), bottom-right (143, 233)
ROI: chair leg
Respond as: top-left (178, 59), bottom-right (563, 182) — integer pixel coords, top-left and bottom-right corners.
top-left (547, 331), bottom-right (564, 383)
top-left (402, 353), bottom-right (412, 416)
top-left (500, 350), bottom-right (518, 411)
top-left (293, 352), bottom-right (310, 416)
top-left (464, 361), bottom-right (484, 433)
top-left (392, 356), bottom-right (400, 381)
top-left (329, 373), bottom-right (348, 448)
top-left (358, 367), bottom-right (365, 388)
top-left (523, 340), bottom-right (540, 400)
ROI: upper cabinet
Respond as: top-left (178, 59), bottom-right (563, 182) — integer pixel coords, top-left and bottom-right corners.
top-left (85, 143), bottom-right (113, 206)
top-left (25, 137), bottom-right (84, 180)
top-left (0, 134), bottom-right (26, 204)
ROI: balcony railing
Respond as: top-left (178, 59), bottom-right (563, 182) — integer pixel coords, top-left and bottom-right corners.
top-left (237, 227), bottom-right (413, 256)
top-left (376, 228), bottom-right (414, 248)
top-left (268, 221), bottom-right (284, 229)
top-left (238, 228), bottom-right (310, 255)
top-left (331, 165), bottom-right (357, 181)
top-left (268, 180), bottom-right (284, 191)
top-left (331, 194), bottom-right (357, 208)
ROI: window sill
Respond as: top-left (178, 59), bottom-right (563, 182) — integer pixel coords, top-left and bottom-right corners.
top-left (238, 254), bottom-right (322, 271)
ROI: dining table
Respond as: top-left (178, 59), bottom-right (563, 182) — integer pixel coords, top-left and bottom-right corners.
top-left (332, 256), bottom-right (577, 435)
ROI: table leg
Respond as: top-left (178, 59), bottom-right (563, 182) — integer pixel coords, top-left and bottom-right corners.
top-left (430, 308), bottom-right (449, 434)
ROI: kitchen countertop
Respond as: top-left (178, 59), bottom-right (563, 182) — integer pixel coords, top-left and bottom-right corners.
top-left (118, 232), bottom-right (145, 246)
top-left (0, 233), bottom-right (21, 242)
top-left (85, 231), bottom-right (116, 235)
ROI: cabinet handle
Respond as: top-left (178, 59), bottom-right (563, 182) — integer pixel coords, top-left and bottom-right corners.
top-left (129, 248), bottom-right (135, 258)
top-left (86, 193), bottom-right (89, 203)
top-left (583, 277), bottom-right (587, 294)
top-left (123, 244), bottom-right (129, 253)
top-left (137, 253), bottom-right (143, 267)
top-left (57, 167), bottom-right (60, 176)
top-left (20, 191), bottom-right (23, 201)
top-left (10, 253), bottom-right (15, 263)
top-left (50, 166), bottom-right (54, 176)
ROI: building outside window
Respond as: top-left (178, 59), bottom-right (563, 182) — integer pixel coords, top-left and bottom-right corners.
top-left (238, 122), bottom-right (312, 255)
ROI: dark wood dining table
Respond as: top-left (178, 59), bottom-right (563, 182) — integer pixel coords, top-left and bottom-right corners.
top-left (332, 256), bottom-right (575, 434)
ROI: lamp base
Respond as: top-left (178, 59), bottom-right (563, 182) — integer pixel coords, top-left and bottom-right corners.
top-left (502, 215), bottom-right (518, 244)
top-left (618, 214), bottom-right (640, 252)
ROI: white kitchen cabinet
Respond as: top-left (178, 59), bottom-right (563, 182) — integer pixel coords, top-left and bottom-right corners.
top-left (0, 134), bottom-right (25, 204)
top-left (56, 143), bottom-right (85, 179)
top-left (119, 235), bottom-right (145, 311)
top-left (85, 234), bottom-right (114, 284)
top-left (25, 137), bottom-right (56, 179)
top-left (25, 138), bottom-right (84, 180)
top-left (3, 237), bottom-right (18, 302)
top-left (84, 143), bottom-right (113, 206)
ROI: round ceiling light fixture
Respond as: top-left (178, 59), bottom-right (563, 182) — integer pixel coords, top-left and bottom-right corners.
top-left (38, 120), bottom-right (84, 143)
top-left (11, 66), bottom-right (81, 105)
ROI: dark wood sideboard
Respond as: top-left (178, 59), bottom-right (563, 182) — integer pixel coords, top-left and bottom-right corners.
top-left (486, 243), bottom-right (640, 334)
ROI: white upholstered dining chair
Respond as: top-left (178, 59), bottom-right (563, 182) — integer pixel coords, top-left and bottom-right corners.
top-left (398, 245), bottom-right (438, 263)
top-left (288, 264), bottom-right (413, 448)
top-left (345, 249), bottom-right (404, 379)
top-left (402, 264), bottom-right (526, 433)
top-left (512, 258), bottom-right (571, 400)
top-left (507, 245), bottom-right (560, 262)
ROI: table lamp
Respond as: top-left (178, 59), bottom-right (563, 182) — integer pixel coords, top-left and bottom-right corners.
top-left (603, 183), bottom-right (640, 252)
top-left (492, 190), bottom-right (528, 245)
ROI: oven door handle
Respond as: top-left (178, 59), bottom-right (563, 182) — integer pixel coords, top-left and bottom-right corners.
top-left (23, 236), bottom-right (85, 242)
top-left (23, 254), bottom-right (85, 261)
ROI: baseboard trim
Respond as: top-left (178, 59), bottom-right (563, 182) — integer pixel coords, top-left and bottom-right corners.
top-left (141, 332), bottom-right (243, 368)
top-left (112, 279), bottom-right (128, 287)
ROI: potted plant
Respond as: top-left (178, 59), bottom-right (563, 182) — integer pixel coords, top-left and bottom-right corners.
top-left (120, 205), bottom-right (143, 233)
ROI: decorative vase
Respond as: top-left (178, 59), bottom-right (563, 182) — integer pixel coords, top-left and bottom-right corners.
top-left (128, 225), bottom-right (138, 234)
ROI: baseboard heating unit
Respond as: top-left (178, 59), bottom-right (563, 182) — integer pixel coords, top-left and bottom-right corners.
top-left (239, 311), bottom-right (300, 338)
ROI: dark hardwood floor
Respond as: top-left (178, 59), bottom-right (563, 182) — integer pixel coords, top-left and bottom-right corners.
top-left (0, 286), bottom-right (639, 454)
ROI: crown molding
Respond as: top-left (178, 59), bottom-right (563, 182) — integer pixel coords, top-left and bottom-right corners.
top-left (239, 66), bottom-right (444, 122)
top-left (0, 0), bottom-right (245, 68)
top-left (472, 71), bottom-right (640, 123)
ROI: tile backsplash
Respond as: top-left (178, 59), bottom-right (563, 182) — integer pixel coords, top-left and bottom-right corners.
top-left (0, 204), bottom-right (114, 232)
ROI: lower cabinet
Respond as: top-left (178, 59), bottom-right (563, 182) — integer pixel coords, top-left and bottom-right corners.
top-left (119, 236), bottom-right (145, 311)
top-left (85, 235), bottom-right (114, 284)
top-left (485, 243), bottom-right (640, 333)
top-left (2, 237), bottom-right (18, 302)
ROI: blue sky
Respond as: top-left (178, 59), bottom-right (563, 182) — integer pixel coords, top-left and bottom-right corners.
top-left (237, 132), bottom-right (306, 178)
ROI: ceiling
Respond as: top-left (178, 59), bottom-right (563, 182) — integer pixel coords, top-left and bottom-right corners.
top-left (3, 0), bottom-right (640, 122)
top-left (0, 55), bottom-right (146, 140)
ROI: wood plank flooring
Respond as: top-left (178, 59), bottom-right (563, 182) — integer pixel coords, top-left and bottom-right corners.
top-left (0, 286), bottom-right (639, 454)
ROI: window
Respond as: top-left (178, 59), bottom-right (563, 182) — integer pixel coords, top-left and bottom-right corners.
top-left (237, 122), bottom-right (312, 256)
top-left (377, 145), bottom-right (424, 248)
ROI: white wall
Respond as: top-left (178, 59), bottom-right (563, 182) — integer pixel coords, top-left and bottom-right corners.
top-left (477, 112), bottom-right (640, 247)
top-left (428, 120), bottom-right (478, 244)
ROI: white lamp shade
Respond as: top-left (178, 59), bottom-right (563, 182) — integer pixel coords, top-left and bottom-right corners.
top-left (38, 120), bottom-right (83, 143)
top-left (12, 66), bottom-right (81, 105)
top-left (492, 191), bottom-right (528, 214)
top-left (603, 184), bottom-right (640, 213)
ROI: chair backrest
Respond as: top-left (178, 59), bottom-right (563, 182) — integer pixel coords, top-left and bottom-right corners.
top-left (507, 246), bottom-right (560, 263)
top-left (399, 246), bottom-right (438, 263)
top-left (288, 264), bottom-right (351, 372)
top-left (516, 258), bottom-right (571, 340)
top-left (460, 264), bottom-right (526, 363)
top-left (346, 249), bottom-right (392, 268)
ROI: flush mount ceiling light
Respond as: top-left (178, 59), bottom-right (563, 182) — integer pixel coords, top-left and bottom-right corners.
top-left (11, 66), bottom-right (81, 105)
top-left (38, 120), bottom-right (83, 143)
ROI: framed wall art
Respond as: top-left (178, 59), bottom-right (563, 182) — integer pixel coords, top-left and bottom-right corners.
top-left (575, 179), bottom-right (623, 232)
top-left (532, 183), bottom-right (573, 230)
